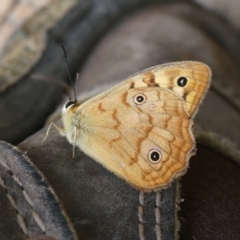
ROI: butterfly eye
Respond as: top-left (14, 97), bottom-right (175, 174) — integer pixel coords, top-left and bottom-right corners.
top-left (148, 149), bottom-right (162, 163)
top-left (177, 77), bottom-right (188, 87)
top-left (133, 94), bottom-right (147, 105)
top-left (64, 100), bottom-right (76, 110)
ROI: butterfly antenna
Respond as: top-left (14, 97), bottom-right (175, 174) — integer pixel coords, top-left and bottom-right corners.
top-left (61, 44), bottom-right (77, 103)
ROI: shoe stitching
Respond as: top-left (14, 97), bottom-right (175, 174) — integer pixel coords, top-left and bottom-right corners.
top-left (0, 158), bottom-right (46, 236)
top-left (0, 175), bottom-right (29, 235)
top-left (138, 190), bottom-right (145, 240)
top-left (155, 191), bottom-right (161, 240)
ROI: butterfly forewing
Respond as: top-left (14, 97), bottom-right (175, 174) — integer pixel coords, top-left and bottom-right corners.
top-left (82, 61), bottom-right (211, 118)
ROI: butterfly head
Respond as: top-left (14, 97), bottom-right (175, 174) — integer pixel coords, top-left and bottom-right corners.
top-left (61, 98), bottom-right (81, 145)
top-left (62, 98), bottom-right (80, 127)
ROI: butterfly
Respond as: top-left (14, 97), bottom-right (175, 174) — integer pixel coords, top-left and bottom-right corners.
top-left (52, 61), bottom-right (211, 190)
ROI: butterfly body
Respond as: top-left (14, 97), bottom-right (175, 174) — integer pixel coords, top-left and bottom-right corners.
top-left (61, 61), bottom-right (211, 190)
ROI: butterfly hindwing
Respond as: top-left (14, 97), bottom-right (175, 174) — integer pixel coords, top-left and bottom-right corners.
top-left (76, 88), bottom-right (194, 190)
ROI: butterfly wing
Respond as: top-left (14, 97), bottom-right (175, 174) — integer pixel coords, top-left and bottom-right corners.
top-left (82, 61), bottom-right (211, 118)
top-left (76, 88), bottom-right (195, 190)
top-left (63, 61), bottom-right (211, 190)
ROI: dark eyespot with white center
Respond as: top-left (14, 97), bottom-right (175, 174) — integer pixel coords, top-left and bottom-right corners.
top-left (148, 149), bottom-right (162, 163)
top-left (177, 77), bottom-right (188, 87)
top-left (133, 94), bottom-right (147, 105)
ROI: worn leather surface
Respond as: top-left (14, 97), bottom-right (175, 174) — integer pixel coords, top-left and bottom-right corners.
top-left (179, 144), bottom-right (240, 239)
top-left (1, 0), bottom-right (240, 239)
top-left (18, 129), bottom-right (178, 240)
top-left (0, 141), bottom-right (76, 240)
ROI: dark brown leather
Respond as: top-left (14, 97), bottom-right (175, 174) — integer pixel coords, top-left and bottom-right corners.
top-left (18, 129), bottom-right (178, 240)
top-left (0, 141), bottom-right (76, 240)
top-left (179, 144), bottom-right (240, 240)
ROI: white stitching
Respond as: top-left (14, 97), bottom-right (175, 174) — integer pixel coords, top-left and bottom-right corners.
top-left (0, 157), bottom-right (10, 170)
top-left (155, 191), bottom-right (162, 240)
top-left (138, 190), bottom-right (145, 240)
top-left (1, 138), bottom-right (78, 240)
top-left (155, 207), bottom-right (161, 224)
top-left (17, 214), bottom-right (28, 235)
top-left (22, 190), bottom-right (33, 206)
top-left (0, 176), bottom-right (6, 188)
top-left (32, 210), bottom-right (46, 232)
top-left (12, 174), bottom-right (23, 187)
top-left (139, 190), bottom-right (145, 206)
top-left (7, 193), bottom-right (18, 209)
top-left (155, 223), bottom-right (161, 240)
top-left (139, 222), bottom-right (145, 240)
top-left (155, 191), bottom-right (161, 207)
top-left (0, 175), bottom-right (29, 235)
top-left (0, 158), bottom-right (46, 236)
top-left (138, 205), bottom-right (144, 224)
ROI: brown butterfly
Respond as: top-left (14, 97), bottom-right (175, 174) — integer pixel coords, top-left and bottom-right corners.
top-left (52, 61), bottom-right (211, 190)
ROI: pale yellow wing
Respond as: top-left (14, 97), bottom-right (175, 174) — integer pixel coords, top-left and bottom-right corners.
top-left (76, 88), bottom-right (195, 190)
top-left (82, 61), bottom-right (211, 117)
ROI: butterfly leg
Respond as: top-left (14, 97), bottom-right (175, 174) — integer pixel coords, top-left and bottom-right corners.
top-left (42, 122), bottom-right (66, 144)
